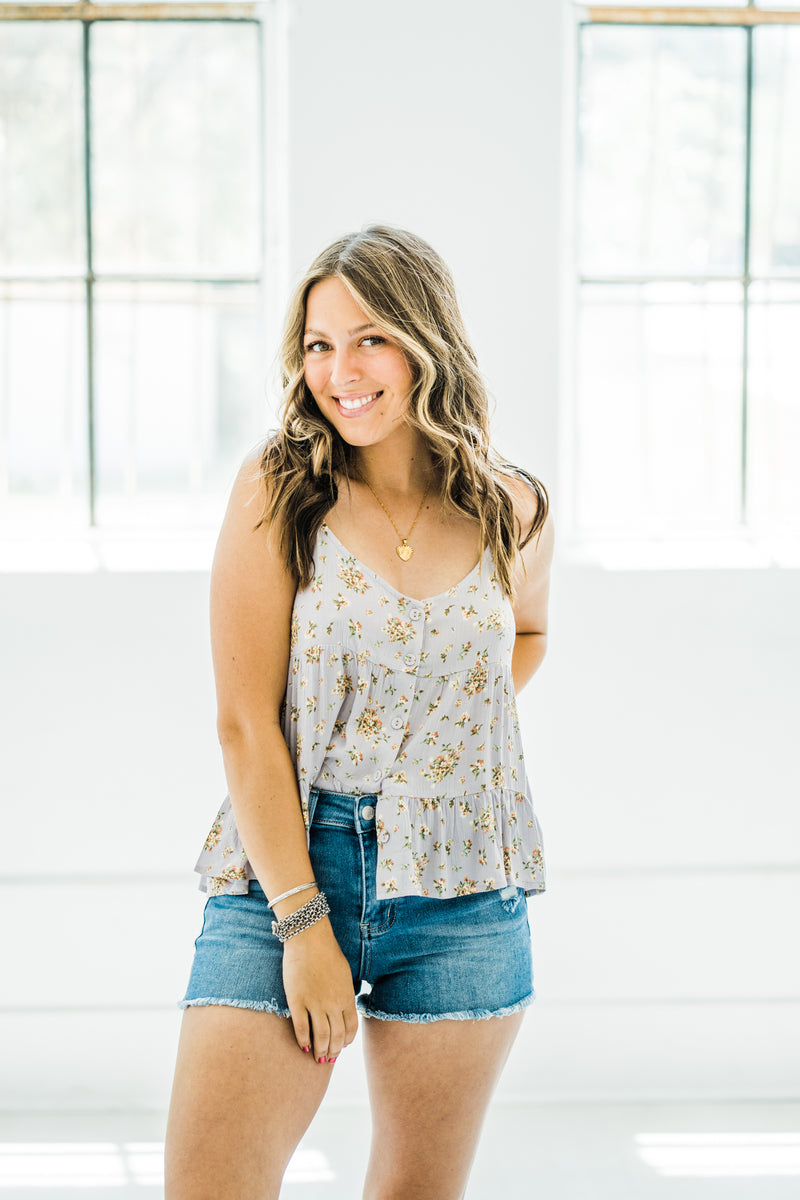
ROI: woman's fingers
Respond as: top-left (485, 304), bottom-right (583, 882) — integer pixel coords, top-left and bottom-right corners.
top-left (343, 1003), bottom-right (359, 1048)
top-left (325, 1013), bottom-right (348, 1062)
top-left (301, 1004), bottom-right (358, 1064)
top-left (322, 1002), bottom-right (358, 1061)
top-left (309, 1012), bottom-right (332, 1063)
top-left (290, 1007), bottom-right (312, 1056)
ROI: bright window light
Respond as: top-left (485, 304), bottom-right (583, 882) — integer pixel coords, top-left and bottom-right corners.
top-left (0, 1141), bottom-right (334, 1188)
top-left (284, 1147), bottom-right (336, 1184)
top-left (636, 1132), bottom-right (800, 1177)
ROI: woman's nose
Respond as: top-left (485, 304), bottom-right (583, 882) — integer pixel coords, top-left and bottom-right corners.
top-left (330, 347), bottom-right (360, 388)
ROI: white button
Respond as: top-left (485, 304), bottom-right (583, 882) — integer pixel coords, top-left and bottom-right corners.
top-left (391, 717), bottom-right (404, 730)
top-left (409, 608), bottom-right (423, 621)
top-left (373, 769), bottom-right (384, 781)
top-left (403, 653), bottom-right (417, 667)
top-left (362, 804), bottom-right (375, 821)
top-left (379, 831), bottom-right (390, 845)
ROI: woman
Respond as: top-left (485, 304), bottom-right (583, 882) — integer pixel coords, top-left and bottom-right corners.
top-left (164, 224), bottom-right (554, 1200)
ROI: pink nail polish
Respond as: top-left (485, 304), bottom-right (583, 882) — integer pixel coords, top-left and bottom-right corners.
top-left (327, 1056), bottom-right (337, 1064)
top-left (302, 1045), bottom-right (310, 1053)
top-left (318, 1056), bottom-right (325, 1064)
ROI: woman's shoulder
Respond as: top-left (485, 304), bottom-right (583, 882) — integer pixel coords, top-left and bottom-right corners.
top-left (227, 434), bottom-right (284, 512)
top-left (215, 437), bottom-right (290, 571)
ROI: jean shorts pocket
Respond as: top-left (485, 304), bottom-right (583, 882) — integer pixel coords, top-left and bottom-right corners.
top-left (499, 884), bottom-right (524, 914)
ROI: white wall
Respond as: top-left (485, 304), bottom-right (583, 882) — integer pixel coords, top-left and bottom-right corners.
top-left (1, 0), bottom-right (798, 1110)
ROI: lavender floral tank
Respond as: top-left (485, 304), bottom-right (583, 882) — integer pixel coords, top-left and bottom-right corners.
top-left (194, 522), bottom-right (546, 901)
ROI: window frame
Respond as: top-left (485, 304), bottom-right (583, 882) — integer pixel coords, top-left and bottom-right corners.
top-left (0, 2), bottom-right (286, 569)
top-left (566, 2), bottom-right (800, 569)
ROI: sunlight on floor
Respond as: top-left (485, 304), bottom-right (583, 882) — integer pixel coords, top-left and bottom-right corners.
top-left (0, 1143), bottom-right (333, 1189)
top-left (635, 1132), bottom-right (800, 1177)
top-left (0, 1145), bottom-right (161, 1189)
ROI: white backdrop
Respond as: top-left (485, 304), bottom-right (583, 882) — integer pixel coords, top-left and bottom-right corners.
top-left (1, 0), bottom-right (798, 1109)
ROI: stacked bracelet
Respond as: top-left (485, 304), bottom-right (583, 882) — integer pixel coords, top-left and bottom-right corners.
top-left (271, 891), bottom-right (330, 943)
top-left (268, 881), bottom-right (317, 908)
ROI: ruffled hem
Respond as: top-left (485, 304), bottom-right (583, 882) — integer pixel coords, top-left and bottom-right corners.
top-left (193, 794), bottom-right (257, 895)
top-left (194, 785), bottom-right (546, 901)
top-left (373, 787), bottom-right (546, 900)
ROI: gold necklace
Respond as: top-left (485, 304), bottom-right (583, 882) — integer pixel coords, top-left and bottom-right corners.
top-left (361, 477), bottom-right (430, 561)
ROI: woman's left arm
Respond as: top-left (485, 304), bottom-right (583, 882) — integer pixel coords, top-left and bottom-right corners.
top-left (509, 485), bottom-right (555, 693)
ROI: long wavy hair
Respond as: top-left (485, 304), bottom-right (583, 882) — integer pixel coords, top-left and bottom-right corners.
top-left (254, 224), bottom-right (548, 599)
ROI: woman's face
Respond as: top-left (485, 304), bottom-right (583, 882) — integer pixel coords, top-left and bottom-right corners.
top-left (303, 276), bottom-right (415, 451)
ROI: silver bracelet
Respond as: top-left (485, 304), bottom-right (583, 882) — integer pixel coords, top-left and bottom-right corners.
top-left (271, 891), bottom-right (330, 943)
top-left (268, 880), bottom-right (317, 908)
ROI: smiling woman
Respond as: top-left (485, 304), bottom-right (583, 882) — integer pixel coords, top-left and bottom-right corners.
top-left (164, 223), bottom-right (555, 1200)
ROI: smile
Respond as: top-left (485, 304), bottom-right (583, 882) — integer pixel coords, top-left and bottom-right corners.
top-left (333, 391), bottom-right (383, 414)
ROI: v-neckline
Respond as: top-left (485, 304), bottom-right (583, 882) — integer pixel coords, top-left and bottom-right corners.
top-left (320, 522), bottom-right (489, 604)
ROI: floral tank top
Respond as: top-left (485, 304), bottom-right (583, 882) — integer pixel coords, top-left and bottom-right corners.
top-left (194, 522), bottom-right (546, 901)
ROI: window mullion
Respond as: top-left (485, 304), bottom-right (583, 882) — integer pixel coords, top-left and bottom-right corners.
top-left (82, 18), bottom-right (96, 527)
top-left (741, 24), bottom-right (754, 528)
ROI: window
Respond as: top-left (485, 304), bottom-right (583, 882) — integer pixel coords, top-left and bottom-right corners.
top-left (0, 4), bottom-right (267, 537)
top-left (573, 2), bottom-right (800, 557)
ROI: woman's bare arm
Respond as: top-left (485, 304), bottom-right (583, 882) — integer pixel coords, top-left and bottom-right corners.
top-left (209, 449), bottom-right (357, 1062)
top-left (507, 481), bottom-right (555, 693)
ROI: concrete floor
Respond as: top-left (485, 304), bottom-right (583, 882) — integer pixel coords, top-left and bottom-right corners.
top-left (0, 1102), bottom-right (799, 1198)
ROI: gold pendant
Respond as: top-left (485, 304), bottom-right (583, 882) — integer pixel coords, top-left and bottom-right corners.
top-left (396, 541), bottom-right (413, 561)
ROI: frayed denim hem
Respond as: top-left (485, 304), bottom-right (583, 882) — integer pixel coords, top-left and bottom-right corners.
top-left (357, 991), bottom-right (535, 1024)
top-left (177, 996), bottom-right (291, 1017)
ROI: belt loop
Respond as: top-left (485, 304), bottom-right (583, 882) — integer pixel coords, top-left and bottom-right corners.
top-left (306, 786), bottom-right (319, 827)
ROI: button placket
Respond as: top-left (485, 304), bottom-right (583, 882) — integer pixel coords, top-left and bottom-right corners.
top-left (380, 599), bottom-right (422, 787)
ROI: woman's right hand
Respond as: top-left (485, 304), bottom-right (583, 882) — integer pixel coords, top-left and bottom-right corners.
top-left (281, 917), bottom-right (359, 1063)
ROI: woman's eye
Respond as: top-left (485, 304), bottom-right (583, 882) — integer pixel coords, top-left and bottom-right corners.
top-left (304, 340), bottom-right (330, 353)
top-left (361, 336), bottom-right (386, 347)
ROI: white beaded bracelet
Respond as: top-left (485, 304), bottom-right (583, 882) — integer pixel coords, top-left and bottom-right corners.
top-left (268, 881), bottom-right (318, 908)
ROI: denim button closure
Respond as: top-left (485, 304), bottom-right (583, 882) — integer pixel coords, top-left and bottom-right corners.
top-left (361, 804), bottom-right (375, 821)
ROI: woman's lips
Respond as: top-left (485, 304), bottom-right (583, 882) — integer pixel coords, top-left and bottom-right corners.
top-left (333, 390), bottom-right (383, 418)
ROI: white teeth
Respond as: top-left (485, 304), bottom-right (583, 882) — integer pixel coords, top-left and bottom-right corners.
top-left (336, 392), bottom-right (380, 410)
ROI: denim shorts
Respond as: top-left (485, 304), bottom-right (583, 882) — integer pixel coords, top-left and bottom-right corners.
top-left (179, 788), bottom-right (535, 1022)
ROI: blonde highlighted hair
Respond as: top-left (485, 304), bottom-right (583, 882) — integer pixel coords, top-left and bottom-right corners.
top-left (256, 224), bottom-right (548, 598)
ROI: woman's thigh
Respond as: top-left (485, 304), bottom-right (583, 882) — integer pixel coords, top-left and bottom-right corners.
top-left (361, 1010), bottom-right (526, 1200)
top-left (164, 1006), bottom-right (332, 1200)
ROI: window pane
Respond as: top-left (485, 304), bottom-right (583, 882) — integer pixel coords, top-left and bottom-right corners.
top-left (579, 26), bottom-right (746, 277)
top-left (748, 282), bottom-right (800, 533)
top-left (751, 27), bottom-right (800, 276)
top-left (576, 283), bottom-right (743, 537)
top-left (0, 282), bottom-right (88, 525)
top-left (0, 21), bottom-right (85, 274)
top-left (94, 281), bottom-right (267, 528)
top-left (91, 21), bottom-right (261, 275)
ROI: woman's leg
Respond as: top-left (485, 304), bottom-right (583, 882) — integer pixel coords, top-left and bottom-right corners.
top-left (360, 1010), bottom-right (526, 1200)
top-left (164, 1005), bottom-right (333, 1200)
